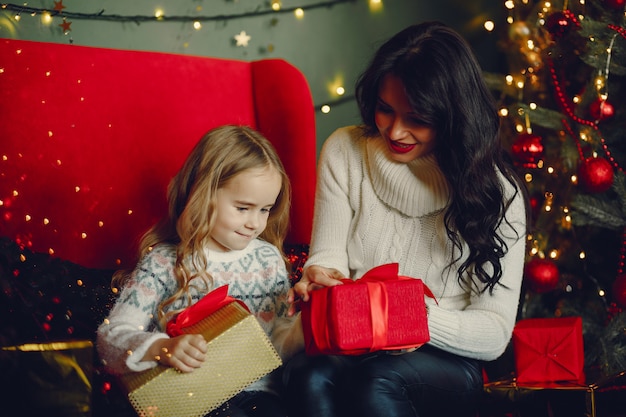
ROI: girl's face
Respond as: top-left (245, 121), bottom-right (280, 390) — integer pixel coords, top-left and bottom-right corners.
top-left (208, 166), bottom-right (282, 252)
top-left (374, 74), bottom-right (437, 163)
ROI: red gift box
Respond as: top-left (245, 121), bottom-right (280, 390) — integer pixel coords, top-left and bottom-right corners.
top-left (300, 263), bottom-right (434, 355)
top-left (513, 317), bottom-right (585, 384)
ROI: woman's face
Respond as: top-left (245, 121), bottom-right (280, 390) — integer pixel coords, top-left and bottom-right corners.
top-left (374, 74), bottom-right (437, 163)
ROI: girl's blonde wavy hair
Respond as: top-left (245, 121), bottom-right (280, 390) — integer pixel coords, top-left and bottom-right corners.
top-left (112, 125), bottom-right (291, 328)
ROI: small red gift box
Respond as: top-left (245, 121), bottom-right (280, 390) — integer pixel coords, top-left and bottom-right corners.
top-left (300, 263), bottom-right (434, 355)
top-left (513, 316), bottom-right (585, 384)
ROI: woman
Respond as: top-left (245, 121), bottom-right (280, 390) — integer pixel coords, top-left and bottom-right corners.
top-left (284, 21), bottom-right (529, 417)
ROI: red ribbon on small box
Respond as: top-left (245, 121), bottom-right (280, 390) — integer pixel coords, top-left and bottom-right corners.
top-left (513, 316), bottom-right (585, 384)
top-left (166, 285), bottom-right (248, 337)
top-left (301, 263), bottom-right (436, 356)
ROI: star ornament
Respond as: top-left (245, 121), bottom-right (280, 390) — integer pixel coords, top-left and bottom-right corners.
top-left (54, 0), bottom-right (66, 12)
top-left (59, 19), bottom-right (72, 32)
top-left (234, 31), bottom-right (251, 47)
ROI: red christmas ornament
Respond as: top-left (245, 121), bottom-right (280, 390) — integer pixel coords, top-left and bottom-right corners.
top-left (612, 274), bottom-right (626, 308)
top-left (578, 157), bottom-right (614, 193)
top-left (589, 98), bottom-right (615, 121)
top-left (545, 10), bottom-right (581, 39)
top-left (511, 133), bottom-right (544, 168)
top-left (524, 258), bottom-right (560, 293)
top-left (604, 0), bottom-right (626, 10)
top-left (529, 195), bottom-right (541, 219)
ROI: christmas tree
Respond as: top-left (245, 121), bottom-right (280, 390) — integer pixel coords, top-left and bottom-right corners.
top-left (486, 0), bottom-right (626, 378)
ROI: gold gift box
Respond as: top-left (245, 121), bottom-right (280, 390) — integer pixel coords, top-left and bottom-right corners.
top-left (119, 301), bottom-right (282, 417)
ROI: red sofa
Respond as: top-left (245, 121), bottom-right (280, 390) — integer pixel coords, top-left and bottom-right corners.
top-left (0, 38), bottom-right (316, 270)
top-left (0, 39), bottom-right (316, 416)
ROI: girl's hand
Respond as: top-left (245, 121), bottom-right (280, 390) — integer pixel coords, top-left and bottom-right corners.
top-left (287, 265), bottom-right (344, 316)
top-left (148, 334), bottom-right (208, 373)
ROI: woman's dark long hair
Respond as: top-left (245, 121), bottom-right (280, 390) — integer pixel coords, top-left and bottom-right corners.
top-left (356, 21), bottom-right (529, 294)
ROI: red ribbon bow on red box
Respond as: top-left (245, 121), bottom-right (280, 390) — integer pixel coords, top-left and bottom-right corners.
top-left (301, 263), bottom-right (436, 355)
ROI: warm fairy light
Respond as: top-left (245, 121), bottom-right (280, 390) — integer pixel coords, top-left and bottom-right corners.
top-left (294, 8), bottom-right (304, 19)
top-left (505, 0), bottom-right (515, 9)
top-left (547, 166), bottom-right (554, 174)
top-left (193, 21), bottom-right (201, 30)
top-left (14, 13), bottom-right (20, 21)
top-left (499, 108), bottom-right (509, 116)
top-left (529, 102), bottom-right (537, 110)
top-left (43, 218), bottom-right (49, 225)
top-left (368, 0), bottom-right (383, 12)
top-left (505, 75), bottom-right (514, 85)
top-left (515, 124), bottom-right (524, 133)
top-left (75, 186), bottom-right (80, 192)
top-left (516, 80), bottom-right (524, 89)
top-left (336, 86), bottom-right (345, 95)
top-left (25, 214), bottom-right (31, 222)
top-left (127, 209), bottom-right (133, 215)
top-left (579, 251), bottom-right (586, 259)
top-left (484, 21), bottom-right (495, 31)
top-left (271, 1), bottom-right (281, 11)
top-left (42, 12), bottom-right (52, 24)
top-left (154, 9), bottom-right (164, 19)
top-left (524, 173), bottom-right (533, 182)
top-left (48, 248), bottom-right (54, 255)
top-left (549, 250), bottom-right (558, 259)
top-left (81, 232), bottom-right (87, 239)
top-left (526, 40), bottom-right (535, 50)
top-left (12, 190), bottom-right (18, 197)
top-left (571, 174), bottom-right (578, 183)
top-left (537, 160), bottom-right (544, 169)
top-left (321, 105), bottom-right (331, 114)
top-left (98, 221), bottom-right (104, 227)
top-left (599, 289), bottom-right (605, 297)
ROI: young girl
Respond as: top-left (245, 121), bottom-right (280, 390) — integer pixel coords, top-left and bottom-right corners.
top-left (97, 125), bottom-right (303, 417)
top-left (285, 22), bottom-right (529, 417)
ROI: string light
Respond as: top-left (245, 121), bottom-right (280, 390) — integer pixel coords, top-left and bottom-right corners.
top-left (1, 1), bottom-right (356, 23)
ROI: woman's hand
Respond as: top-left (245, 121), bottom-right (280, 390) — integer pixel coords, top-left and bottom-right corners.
top-left (287, 265), bottom-right (345, 316)
top-left (146, 334), bottom-right (208, 373)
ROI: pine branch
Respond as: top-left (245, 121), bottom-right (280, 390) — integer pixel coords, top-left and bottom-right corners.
top-left (571, 194), bottom-right (626, 229)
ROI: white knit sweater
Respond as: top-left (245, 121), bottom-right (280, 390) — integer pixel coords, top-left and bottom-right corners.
top-left (97, 238), bottom-right (303, 393)
top-left (305, 126), bottom-right (527, 361)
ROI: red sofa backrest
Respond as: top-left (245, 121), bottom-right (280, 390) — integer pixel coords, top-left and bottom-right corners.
top-left (0, 38), bottom-right (316, 269)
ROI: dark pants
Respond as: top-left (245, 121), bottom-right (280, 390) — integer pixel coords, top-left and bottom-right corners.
top-left (207, 391), bottom-right (287, 417)
top-left (282, 346), bottom-right (483, 417)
